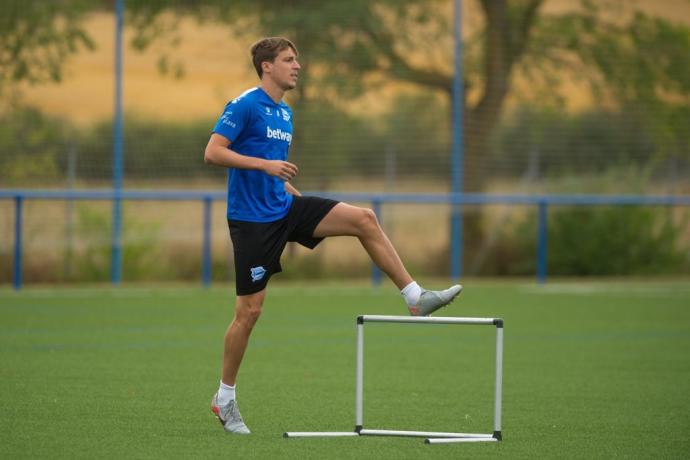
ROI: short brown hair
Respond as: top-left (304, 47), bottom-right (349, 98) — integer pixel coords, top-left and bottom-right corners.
top-left (250, 37), bottom-right (298, 78)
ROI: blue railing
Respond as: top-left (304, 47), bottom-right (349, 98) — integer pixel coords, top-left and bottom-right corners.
top-left (2, 189), bottom-right (690, 290)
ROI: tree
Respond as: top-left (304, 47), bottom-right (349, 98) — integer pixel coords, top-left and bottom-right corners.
top-left (4, 0), bottom-right (688, 191)
top-left (526, 3), bottom-right (690, 162)
top-left (0, 0), bottom-right (95, 94)
top-left (123, 0), bottom-right (689, 191)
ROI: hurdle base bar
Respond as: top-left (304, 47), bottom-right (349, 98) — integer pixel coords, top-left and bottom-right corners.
top-left (283, 431), bottom-right (359, 438)
top-left (360, 429), bottom-right (492, 438)
top-left (425, 430), bottom-right (502, 444)
top-left (284, 428), bottom-right (502, 443)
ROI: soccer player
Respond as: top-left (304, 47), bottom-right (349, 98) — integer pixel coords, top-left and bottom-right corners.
top-left (204, 37), bottom-right (462, 434)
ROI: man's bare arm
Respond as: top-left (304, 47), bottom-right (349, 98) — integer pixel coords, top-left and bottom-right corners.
top-left (204, 133), bottom-right (298, 181)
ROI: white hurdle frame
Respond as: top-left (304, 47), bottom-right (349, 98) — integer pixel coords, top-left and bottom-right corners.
top-left (284, 315), bottom-right (504, 444)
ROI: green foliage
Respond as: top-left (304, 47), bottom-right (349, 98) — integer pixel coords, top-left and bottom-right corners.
top-left (1, 97), bottom-right (684, 189)
top-left (0, 0), bottom-right (95, 90)
top-left (0, 108), bottom-right (222, 183)
top-left (548, 206), bottom-right (687, 276)
top-left (71, 205), bottom-right (161, 282)
top-left (526, 3), bottom-right (690, 162)
top-left (76, 116), bottom-right (223, 180)
top-left (491, 105), bottom-right (666, 178)
top-left (292, 91), bottom-right (451, 188)
top-left (525, 2), bottom-right (689, 103)
top-left (290, 102), bottom-right (379, 187)
top-left (0, 105), bottom-right (68, 184)
top-left (492, 205), bottom-right (689, 276)
top-left (378, 90), bottom-right (451, 176)
top-left (71, 205), bottom-right (110, 281)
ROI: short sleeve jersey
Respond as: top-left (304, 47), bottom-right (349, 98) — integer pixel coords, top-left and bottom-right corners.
top-left (212, 87), bottom-right (294, 223)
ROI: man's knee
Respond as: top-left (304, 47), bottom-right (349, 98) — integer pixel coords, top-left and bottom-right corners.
top-left (356, 207), bottom-right (380, 235)
top-left (235, 294), bottom-right (264, 328)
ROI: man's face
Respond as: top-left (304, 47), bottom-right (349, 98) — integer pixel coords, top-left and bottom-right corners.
top-left (264, 47), bottom-right (301, 90)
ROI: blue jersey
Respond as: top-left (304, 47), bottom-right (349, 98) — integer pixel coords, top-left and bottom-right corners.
top-left (212, 87), bottom-right (294, 222)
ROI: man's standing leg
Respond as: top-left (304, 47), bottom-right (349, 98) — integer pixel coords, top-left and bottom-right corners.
top-left (223, 290), bottom-right (265, 385)
top-left (211, 290), bottom-right (265, 434)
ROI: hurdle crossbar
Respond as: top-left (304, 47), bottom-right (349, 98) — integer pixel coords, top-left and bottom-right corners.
top-left (284, 314), bottom-right (504, 444)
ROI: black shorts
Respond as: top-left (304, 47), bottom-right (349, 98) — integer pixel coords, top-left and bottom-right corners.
top-left (228, 196), bottom-right (339, 295)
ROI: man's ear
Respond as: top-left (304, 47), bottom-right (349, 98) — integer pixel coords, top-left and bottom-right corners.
top-left (261, 60), bottom-right (272, 76)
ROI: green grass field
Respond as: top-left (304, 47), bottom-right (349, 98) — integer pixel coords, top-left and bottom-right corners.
top-left (1, 281), bottom-right (689, 459)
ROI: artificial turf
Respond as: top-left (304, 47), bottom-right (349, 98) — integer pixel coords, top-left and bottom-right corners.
top-left (1, 281), bottom-right (689, 459)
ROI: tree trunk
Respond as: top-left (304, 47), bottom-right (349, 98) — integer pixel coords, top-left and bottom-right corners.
top-left (465, 0), bottom-right (511, 192)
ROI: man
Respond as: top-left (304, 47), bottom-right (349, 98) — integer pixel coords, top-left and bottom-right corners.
top-left (204, 37), bottom-right (462, 434)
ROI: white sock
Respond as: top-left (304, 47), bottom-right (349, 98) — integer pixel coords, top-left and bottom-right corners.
top-left (217, 381), bottom-right (236, 405)
top-left (401, 281), bottom-right (422, 306)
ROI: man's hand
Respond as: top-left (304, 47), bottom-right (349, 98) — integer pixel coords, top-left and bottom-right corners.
top-left (263, 160), bottom-right (299, 182)
top-left (205, 134), bottom-right (299, 181)
top-left (284, 181), bottom-right (301, 197)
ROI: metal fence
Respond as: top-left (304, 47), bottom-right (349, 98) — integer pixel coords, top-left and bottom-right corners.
top-left (3, 189), bottom-right (689, 290)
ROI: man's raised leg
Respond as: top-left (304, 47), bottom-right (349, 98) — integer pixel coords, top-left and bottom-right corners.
top-left (313, 203), bottom-right (412, 289)
top-left (313, 203), bottom-right (462, 315)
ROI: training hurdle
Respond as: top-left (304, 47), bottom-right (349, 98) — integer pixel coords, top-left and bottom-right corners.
top-left (284, 315), bottom-right (504, 444)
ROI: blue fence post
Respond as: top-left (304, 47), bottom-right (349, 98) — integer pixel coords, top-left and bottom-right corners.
top-left (536, 201), bottom-right (548, 284)
top-left (450, 199), bottom-right (463, 281)
top-left (13, 195), bottom-right (23, 290)
top-left (450, 0), bottom-right (464, 281)
top-left (371, 199), bottom-right (383, 286)
top-left (111, 0), bottom-right (125, 286)
top-left (202, 196), bottom-right (212, 288)
top-left (111, 192), bottom-right (123, 285)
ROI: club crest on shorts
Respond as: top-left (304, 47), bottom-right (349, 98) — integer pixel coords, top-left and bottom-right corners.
top-left (250, 266), bottom-right (267, 283)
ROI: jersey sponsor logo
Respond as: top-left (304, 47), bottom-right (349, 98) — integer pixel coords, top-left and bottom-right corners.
top-left (266, 126), bottom-right (292, 144)
top-left (250, 266), bottom-right (267, 282)
top-left (220, 112), bottom-right (236, 128)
